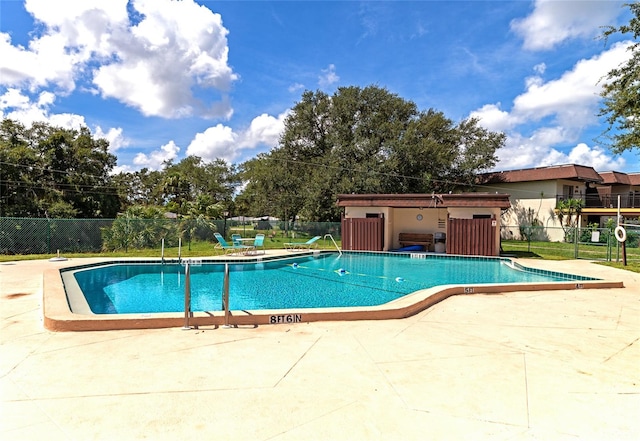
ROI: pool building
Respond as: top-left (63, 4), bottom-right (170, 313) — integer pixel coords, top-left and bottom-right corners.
top-left (338, 192), bottom-right (511, 255)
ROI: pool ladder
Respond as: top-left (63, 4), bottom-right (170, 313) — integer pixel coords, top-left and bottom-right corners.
top-left (182, 261), bottom-right (194, 329)
top-left (221, 263), bottom-right (231, 328)
top-left (183, 261), bottom-right (231, 330)
top-left (324, 234), bottom-right (342, 256)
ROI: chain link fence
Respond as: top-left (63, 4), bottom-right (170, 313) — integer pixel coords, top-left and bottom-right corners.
top-left (0, 217), bottom-right (342, 255)
top-left (2, 216), bottom-right (637, 263)
top-left (0, 218), bottom-right (114, 254)
top-left (500, 224), bottom-right (639, 263)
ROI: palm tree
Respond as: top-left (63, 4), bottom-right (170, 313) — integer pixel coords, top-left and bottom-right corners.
top-left (556, 198), bottom-right (584, 242)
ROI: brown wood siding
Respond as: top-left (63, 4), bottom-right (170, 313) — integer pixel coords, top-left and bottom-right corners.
top-left (341, 217), bottom-right (384, 251)
top-left (447, 218), bottom-right (496, 256)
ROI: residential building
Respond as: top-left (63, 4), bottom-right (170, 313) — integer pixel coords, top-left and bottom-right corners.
top-left (477, 164), bottom-right (640, 242)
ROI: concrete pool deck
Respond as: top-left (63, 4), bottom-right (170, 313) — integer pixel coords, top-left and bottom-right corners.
top-left (1, 257), bottom-right (639, 440)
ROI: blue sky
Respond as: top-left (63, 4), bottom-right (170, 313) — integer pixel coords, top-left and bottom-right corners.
top-left (1, 0), bottom-right (638, 174)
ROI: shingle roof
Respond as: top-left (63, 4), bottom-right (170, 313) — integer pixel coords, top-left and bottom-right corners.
top-left (598, 171), bottom-right (640, 186)
top-left (479, 164), bottom-right (602, 184)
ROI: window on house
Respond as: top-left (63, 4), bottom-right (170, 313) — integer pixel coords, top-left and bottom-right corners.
top-left (563, 185), bottom-right (573, 199)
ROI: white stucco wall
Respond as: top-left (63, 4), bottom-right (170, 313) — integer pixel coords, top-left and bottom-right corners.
top-left (478, 180), bottom-right (588, 242)
top-left (391, 208), bottom-right (447, 250)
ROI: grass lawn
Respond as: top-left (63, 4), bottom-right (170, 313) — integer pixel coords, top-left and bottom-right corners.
top-left (0, 234), bottom-right (340, 262)
top-left (501, 240), bottom-right (640, 273)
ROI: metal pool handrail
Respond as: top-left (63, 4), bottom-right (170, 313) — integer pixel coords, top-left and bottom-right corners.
top-left (182, 261), bottom-right (192, 329)
top-left (222, 263), bottom-right (231, 328)
top-left (183, 260), bottom-right (230, 330)
top-left (324, 234), bottom-right (342, 256)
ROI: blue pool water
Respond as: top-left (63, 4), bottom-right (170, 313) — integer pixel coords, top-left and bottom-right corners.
top-left (71, 253), bottom-right (596, 314)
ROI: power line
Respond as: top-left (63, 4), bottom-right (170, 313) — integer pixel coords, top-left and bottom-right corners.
top-left (0, 179), bottom-right (119, 195)
top-left (0, 160), bottom-right (115, 182)
top-left (261, 155), bottom-right (547, 196)
top-left (2, 155), bottom-right (549, 199)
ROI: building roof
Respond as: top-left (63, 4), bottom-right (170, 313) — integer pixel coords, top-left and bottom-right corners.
top-left (599, 171), bottom-right (640, 187)
top-left (336, 193), bottom-right (511, 209)
top-left (599, 171), bottom-right (630, 185)
top-left (479, 164), bottom-right (603, 184)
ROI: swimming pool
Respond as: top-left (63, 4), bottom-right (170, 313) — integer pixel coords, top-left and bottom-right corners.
top-left (66, 252), bottom-right (599, 315)
top-left (46, 251), bottom-right (623, 331)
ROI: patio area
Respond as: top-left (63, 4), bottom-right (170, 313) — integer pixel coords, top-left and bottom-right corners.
top-left (1, 257), bottom-right (639, 440)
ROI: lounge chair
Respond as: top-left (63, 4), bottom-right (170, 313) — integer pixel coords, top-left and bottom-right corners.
top-left (284, 235), bottom-right (321, 251)
top-left (214, 232), bottom-right (254, 255)
top-left (252, 234), bottom-right (265, 255)
top-left (231, 233), bottom-right (242, 246)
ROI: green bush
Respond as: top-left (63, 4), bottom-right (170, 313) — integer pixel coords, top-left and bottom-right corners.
top-left (101, 207), bottom-right (178, 252)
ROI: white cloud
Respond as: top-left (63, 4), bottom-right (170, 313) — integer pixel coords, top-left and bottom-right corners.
top-left (0, 88), bottom-right (128, 153)
top-left (0, 88), bottom-right (86, 128)
top-left (94, 126), bottom-right (129, 153)
top-left (0, 30), bottom-right (77, 92)
top-left (471, 42), bottom-right (632, 171)
top-left (319, 64), bottom-right (340, 88)
top-left (469, 103), bottom-right (516, 132)
top-left (93, 0), bottom-right (237, 118)
top-left (47, 113), bottom-right (88, 131)
top-left (1, 0), bottom-right (237, 119)
top-left (511, 0), bottom-right (622, 51)
top-left (533, 62), bottom-right (546, 75)
top-left (0, 88), bottom-right (30, 109)
top-left (493, 132), bottom-right (555, 170)
top-left (132, 140), bottom-right (180, 170)
top-left (495, 136), bottom-right (626, 173)
top-left (511, 43), bottom-right (631, 130)
top-left (110, 164), bottom-right (133, 175)
top-left (186, 112), bottom-right (288, 163)
top-left (187, 124), bottom-right (237, 162)
top-left (24, 0), bottom-right (129, 31)
top-left (565, 142), bottom-right (626, 171)
top-left (1, 0), bottom-right (129, 92)
top-left (238, 112), bottom-right (289, 149)
top-left (288, 83), bottom-right (305, 94)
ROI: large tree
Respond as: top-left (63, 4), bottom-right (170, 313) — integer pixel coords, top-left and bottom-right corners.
top-left (112, 156), bottom-right (239, 218)
top-left (112, 168), bottom-right (166, 207)
top-left (238, 90), bottom-right (332, 223)
top-left (599, 2), bottom-right (640, 154)
top-left (240, 85), bottom-right (504, 222)
top-left (0, 119), bottom-right (119, 218)
top-left (161, 156), bottom-right (238, 217)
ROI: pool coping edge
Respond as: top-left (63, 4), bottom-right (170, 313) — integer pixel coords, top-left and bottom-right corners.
top-left (42, 258), bottom-right (625, 332)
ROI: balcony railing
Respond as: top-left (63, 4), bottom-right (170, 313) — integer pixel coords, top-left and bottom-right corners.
top-left (556, 193), bottom-right (640, 209)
